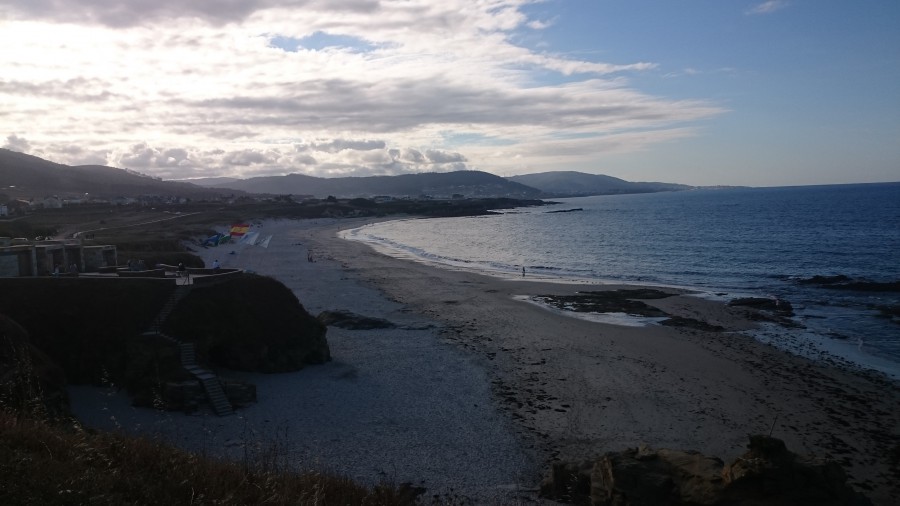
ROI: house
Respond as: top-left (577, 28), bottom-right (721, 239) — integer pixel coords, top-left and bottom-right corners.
top-left (42, 196), bottom-right (63, 209)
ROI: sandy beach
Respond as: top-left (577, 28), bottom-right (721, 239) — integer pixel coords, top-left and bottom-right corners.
top-left (70, 218), bottom-right (900, 504)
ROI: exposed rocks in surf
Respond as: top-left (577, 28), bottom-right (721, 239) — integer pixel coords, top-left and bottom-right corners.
top-left (534, 289), bottom-right (674, 317)
top-left (727, 297), bottom-right (799, 327)
top-left (797, 275), bottom-right (900, 293)
top-left (874, 304), bottom-right (900, 324)
top-left (317, 309), bottom-right (397, 330)
top-left (532, 289), bottom-right (726, 331)
top-left (728, 297), bottom-right (794, 316)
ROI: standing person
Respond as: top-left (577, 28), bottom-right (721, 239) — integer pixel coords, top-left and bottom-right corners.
top-left (177, 262), bottom-right (187, 285)
top-left (212, 259), bottom-right (220, 271)
top-left (522, 266), bottom-right (526, 277)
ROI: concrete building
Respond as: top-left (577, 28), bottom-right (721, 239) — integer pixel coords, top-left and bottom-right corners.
top-left (0, 239), bottom-right (116, 277)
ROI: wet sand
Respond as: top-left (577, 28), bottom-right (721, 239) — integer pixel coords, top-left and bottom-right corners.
top-left (70, 217), bottom-right (900, 504)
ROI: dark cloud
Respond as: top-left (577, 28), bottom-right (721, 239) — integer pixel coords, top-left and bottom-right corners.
top-left (222, 149), bottom-right (275, 166)
top-left (1, 0), bottom-right (382, 27)
top-left (425, 149), bottom-right (467, 164)
top-left (290, 154), bottom-right (318, 165)
top-left (3, 134), bottom-right (31, 152)
top-left (311, 139), bottom-right (386, 153)
top-left (404, 148), bottom-right (426, 163)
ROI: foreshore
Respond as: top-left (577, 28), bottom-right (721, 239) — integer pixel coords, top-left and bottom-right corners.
top-left (70, 218), bottom-right (900, 504)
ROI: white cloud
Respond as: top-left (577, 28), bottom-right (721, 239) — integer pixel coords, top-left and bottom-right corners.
top-left (745, 1), bottom-right (789, 16)
top-left (0, 1), bottom-right (723, 179)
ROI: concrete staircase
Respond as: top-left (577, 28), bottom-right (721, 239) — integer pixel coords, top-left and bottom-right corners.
top-left (142, 285), bottom-right (233, 416)
top-left (147, 285), bottom-right (191, 334)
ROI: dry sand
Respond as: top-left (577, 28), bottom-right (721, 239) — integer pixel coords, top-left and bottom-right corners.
top-left (70, 218), bottom-right (900, 505)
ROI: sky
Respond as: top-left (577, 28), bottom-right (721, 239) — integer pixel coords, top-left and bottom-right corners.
top-left (1, 0), bottom-right (898, 187)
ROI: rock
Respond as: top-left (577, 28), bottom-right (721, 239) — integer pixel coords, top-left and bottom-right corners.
top-left (124, 333), bottom-right (192, 406)
top-left (728, 297), bottom-right (794, 316)
top-left (541, 435), bottom-right (871, 506)
top-left (797, 275), bottom-right (853, 285)
top-left (540, 460), bottom-right (594, 503)
top-left (721, 435), bottom-right (872, 506)
top-left (166, 274), bottom-right (331, 373)
top-left (590, 446), bottom-right (724, 506)
top-left (160, 380), bottom-right (206, 413)
top-left (317, 309), bottom-right (397, 330)
top-left (535, 289), bottom-right (675, 317)
top-left (0, 314), bottom-right (70, 419)
top-left (223, 380), bottom-right (257, 407)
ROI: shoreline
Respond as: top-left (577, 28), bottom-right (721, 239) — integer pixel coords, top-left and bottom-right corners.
top-left (308, 217), bottom-right (900, 504)
top-left (69, 217), bottom-right (900, 505)
top-left (340, 218), bottom-right (900, 381)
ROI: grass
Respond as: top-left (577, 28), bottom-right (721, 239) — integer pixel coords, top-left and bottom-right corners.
top-left (0, 410), bottom-right (421, 505)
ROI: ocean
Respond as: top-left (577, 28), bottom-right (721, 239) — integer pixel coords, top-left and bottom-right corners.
top-left (341, 183), bottom-right (900, 378)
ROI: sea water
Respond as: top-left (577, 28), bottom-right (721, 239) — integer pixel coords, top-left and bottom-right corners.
top-left (341, 183), bottom-right (900, 378)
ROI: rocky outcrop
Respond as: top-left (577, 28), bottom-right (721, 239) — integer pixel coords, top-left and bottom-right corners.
top-left (125, 332), bottom-right (193, 408)
top-left (541, 435), bottom-right (871, 506)
top-left (728, 297), bottom-right (794, 316)
top-left (797, 275), bottom-right (900, 293)
top-left (165, 274), bottom-right (330, 373)
top-left (317, 309), bottom-right (397, 330)
top-left (0, 314), bottom-right (69, 419)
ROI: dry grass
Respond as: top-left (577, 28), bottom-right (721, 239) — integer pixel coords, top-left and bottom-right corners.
top-left (0, 409), bottom-right (422, 505)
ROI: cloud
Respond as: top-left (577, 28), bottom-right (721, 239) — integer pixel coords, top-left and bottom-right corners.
top-left (3, 134), bottom-right (31, 153)
top-left (425, 149), bottom-right (467, 164)
top-left (745, 1), bottom-right (789, 15)
top-left (222, 149), bottom-right (275, 166)
top-left (312, 139), bottom-right (386, 153)
top-left (114, 144), bottom-right (194, 169)
top-left (0, 1), bottom-right (724, 179)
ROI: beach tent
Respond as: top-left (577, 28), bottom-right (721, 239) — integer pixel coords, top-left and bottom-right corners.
top-left (201, 233), bottom-right (224, 247)
top-left (230, 223), bottom-right (250, 238)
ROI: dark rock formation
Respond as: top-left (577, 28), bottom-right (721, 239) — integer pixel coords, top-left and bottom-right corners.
top-left (728, 297), bottom-right (795, 316)
top-left (222, 380), bottom-right (257, 407)
top-left (0, 314), bottom-right (69, 419)
top-left (317, 309), bottom-right (397, 330)
top-left (125, 333), bottom-right (192, 407)
top-left (161, 380), bottom-right (206, 413)
top-left (166, 274), bottom-right (330, 373)
top-left (660, 316), bottom-right (725, 332)
top-left (535, 289), bottom-right (675, 316)
top-left (0, 278), bottom-right (175, 385)
top-left (721, 435), bottom-right (871, 506)
top-left (874, 304), bottom-right (900, 323)
top-left (797, 275), bottom-right (900, 293)
top-left (797, 275), bottom-right (853, 285)
top-left (541, 435), bottom-right (872, 506)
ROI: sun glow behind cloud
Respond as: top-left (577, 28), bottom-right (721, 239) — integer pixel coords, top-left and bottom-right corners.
top-left (1, 0), bottom-right (723, 179)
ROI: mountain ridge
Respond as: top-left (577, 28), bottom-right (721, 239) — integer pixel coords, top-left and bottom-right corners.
top-left (0, 149), bottom-right (235, 200)
top-left (508, 170), bottom-right (692, 196)
top-left (1, 149), bottom-right (693, 200)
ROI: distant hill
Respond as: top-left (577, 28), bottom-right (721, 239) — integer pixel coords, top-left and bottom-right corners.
top-left (174, 176), bottom-right (242, 187)
top-left (508, 171), bottom-right (692, 197)
top-left (1, 149), bottom-right (692, 201)
top-left (213, 170), bottom-right (543, 199)
top-left (0, 149), bottom-right (237, 200)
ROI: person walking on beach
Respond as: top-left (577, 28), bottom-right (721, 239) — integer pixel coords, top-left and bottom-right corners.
top-left (522, 266), bottom-right (526, 277)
